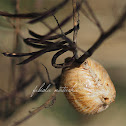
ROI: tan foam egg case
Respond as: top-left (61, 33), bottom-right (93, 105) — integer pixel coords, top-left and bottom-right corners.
top-left (60, 58), bottom-right (116, 114)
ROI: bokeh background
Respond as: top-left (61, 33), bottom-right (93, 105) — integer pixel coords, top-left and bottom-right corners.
top-left (0, 0), bottom-right (126, 126)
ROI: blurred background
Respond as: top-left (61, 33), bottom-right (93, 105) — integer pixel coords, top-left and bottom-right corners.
top-left (0, 0), bottom-right (126, 126)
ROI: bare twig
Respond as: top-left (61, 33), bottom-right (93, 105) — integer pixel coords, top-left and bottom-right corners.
top-left (51, 13), bottom-right (74, 47)
top-left (77, 7), bottom-right (126, 63)
top-left (80, 7), bottom-right (96, 24)
top-left (0, 0), bottom-right (68, 21)
top-left (82, 0), bottom-right (104, 33)
top-left (29, 24), bottom-right (79, 40)
top-left (72, 0), bottom-right (79, 43)
top-left (40, 0), bottom-right (82, 42)
top-left (41, 64), bottom-right (54, 84)
top-left (72, 0), bottom-right (79, 59)
top-left (0, 11), bottom-right (42, 18)
top-left (8, 0), bottom-right (21, 97)
top-left (45, 14), bottom-right (73, 41)
top-left (11, 90), bottom-right (57, 126)
top-left (29, 0), bottom-right (68, 23)
top-left (51, 48), bottom-right (69, 68)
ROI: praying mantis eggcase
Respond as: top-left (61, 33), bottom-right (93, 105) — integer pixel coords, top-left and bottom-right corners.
top-left (60, 58), bottom-right (116, 114)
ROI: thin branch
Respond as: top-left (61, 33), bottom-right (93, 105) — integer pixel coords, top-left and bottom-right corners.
top-left (38, 13), bottom-right (73, 42)
top-left (72, 0), bottom-right (79, 59)
top-left (0, 0), bottom-right (68, 21)
top-left (0, 11), bottom-right (42, 18)
top-left (16, 46), bottom-right (64, 65)
top-left (77, 7), bottom-right (126, 63)
top-left (8, 0), bottom-right (21, 93)
top-left (41, 64), bottom-right (52, 84)
top-left (80, 7), bottom-right (96, 24)
top-left (50, 12), bottom-right (74, 48)
top-left (11, 90), bottom-right (57, 126)
top-left (24, 38), bottom-right (54, 45)
top-left (40, 0), bottom-right (82, 42)
top-left (29, 0), bottom-right (68, 23)
top-left (72, 0), bottom-right (79, 43)
top-left (29, 24), bottom-right (79, 40)
top-left (23, 39), bottom-right (47, 48)
top-left (83, 0), bottom-right (104, 33)
top-left (2, 52), bottom-right (37, 57)
top-left (51, 49), bottom-right (69, 68)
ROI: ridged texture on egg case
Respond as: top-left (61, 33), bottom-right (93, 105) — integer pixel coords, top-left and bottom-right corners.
top-left (61, 58), bottom-right (116, 114)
